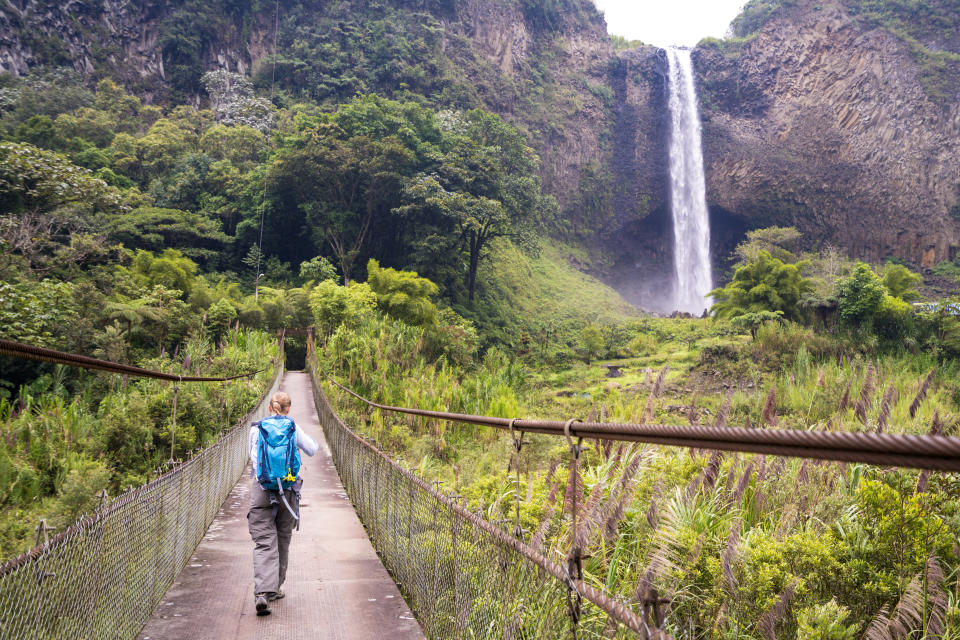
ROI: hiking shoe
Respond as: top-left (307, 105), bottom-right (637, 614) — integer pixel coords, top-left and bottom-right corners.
top-left (255, 593), bottom-right (271, 616)
top-left (268, 590), bottom-right (284, 601)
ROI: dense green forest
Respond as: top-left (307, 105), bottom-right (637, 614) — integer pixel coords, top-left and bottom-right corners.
top-left (0, 65), bottom-right (628, 553)
top-left (2, 0), bottom-right (960, 636)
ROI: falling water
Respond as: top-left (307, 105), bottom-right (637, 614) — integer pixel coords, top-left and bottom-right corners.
top-left (666, 47), bottom-right (712, 314)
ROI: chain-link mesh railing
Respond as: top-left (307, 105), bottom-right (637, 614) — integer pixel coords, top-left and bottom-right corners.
top-left (0, 366), bottom-right (282, 639)
top-left (310, 370), bottom-right (668, 640)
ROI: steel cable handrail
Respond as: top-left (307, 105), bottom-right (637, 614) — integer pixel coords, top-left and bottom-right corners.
top-left (324, 375), bottom-right (960, 471)
top-left (0, 338), bottom-right (264, 382)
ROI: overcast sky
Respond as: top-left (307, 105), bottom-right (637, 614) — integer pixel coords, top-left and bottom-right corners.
top-left (591, 0), bottom-right (747, 47)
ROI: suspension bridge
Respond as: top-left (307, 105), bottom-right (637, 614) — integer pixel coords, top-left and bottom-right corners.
top-left (0, 336), bottom-right (958, 639)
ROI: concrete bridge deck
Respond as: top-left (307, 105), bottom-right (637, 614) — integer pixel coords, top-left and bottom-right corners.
top-left (138, 371), bottom-right (425, 640)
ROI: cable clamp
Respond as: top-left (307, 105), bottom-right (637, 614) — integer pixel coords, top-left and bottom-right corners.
top-left (564, 419), bottom-right (584, 458)
top-left (508, 418), bottom-right (527, 452)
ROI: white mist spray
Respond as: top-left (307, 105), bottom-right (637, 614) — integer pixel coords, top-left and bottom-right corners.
top-left (666, 47), bottom-right (713, 314)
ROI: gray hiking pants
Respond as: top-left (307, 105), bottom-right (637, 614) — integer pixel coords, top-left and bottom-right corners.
top-left (247, 480), bottom-right (298, 594)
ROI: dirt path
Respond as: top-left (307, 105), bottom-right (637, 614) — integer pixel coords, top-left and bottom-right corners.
top-left (138, 371), bottom-right (425, 640)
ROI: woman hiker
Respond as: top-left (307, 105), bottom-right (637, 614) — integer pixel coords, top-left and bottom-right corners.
top-left (248, 391), bottom-right (318, 615)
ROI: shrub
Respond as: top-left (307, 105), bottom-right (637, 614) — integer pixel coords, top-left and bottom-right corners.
top-left (836, 262), bottom-right (886, 327)
top-left (366, 258), bottom-right (439, 327)
top-left (309, 280), bottom-right (377, 336)
top-left (796, 599), bottom-right (858, 640)
top-left (881, 263), bottom-right (922, 302)
top-left (709, 251), bottom-right (813, 323)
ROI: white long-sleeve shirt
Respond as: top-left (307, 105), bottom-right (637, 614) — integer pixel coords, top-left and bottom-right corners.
top-left (249, 417), bottom-right (318, 478)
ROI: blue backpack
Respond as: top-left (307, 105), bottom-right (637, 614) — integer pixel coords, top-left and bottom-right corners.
top-left (255, 415), bottom-right (301, 491)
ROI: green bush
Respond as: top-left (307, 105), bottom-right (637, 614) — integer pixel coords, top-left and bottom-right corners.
top-left (309, 280), bottom-right (377, 336)
top-left (709, 250), bottom-right (813, 323)
top-left (366, 258), bottom-right (439, 327)
top-left (836, 262), bottom-right (886, 327)
top-left (796, 599), bottom-right (858, 640)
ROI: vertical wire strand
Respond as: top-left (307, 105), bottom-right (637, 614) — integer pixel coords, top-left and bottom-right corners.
top-left (254, 0), bottom-right (281, 300)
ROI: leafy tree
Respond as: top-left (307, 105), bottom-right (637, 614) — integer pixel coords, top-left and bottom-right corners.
top-left (366, 258), bottom-right (439, 326)
top-left (271, 122), bottom-right (415, 283)
top-left (0, 280), bottom-right (77, 348)
top-left (709, 251), bottom-right (813, 323)
top-left (136, 107), bottom-right (213, 177)
top-left (733, 226), bottom-right (802, 264)
top-left (128, 249), bottom-right (198, 296)
top-left (0, 68), bottom-right (93, 125)
top-left (730, 310), bottom-right (785, 337)
top-left (578, 323), bottom-right (604, 364)
top-left (0, 142), bottom-right (124, 272)
top-left (104, 298), bottom-right (163, 338)
top-left (836, 262), bottom-right (886, 326)
top-left (12, 115), bottom-right (61, 148)
top-left (398, 109), bottom-right (546, 301)
top-left (309, 280), bottom-right (378, 336)
top-left (106, 206), bottom-right (229, 263)
top-left (55, 108), bottom-right (117, 148)
top-left (206, 299), bottom-right (237, 340)
top-left (0, 142), bottom-right (123, 213)
top-left (873, 294), bottom-right (915, 343)
top-left (299, 256), bottom-right (340, 284)
top-left (201, 70), bottom-right (276, 132)
top-left (199, 124), bottom-right (267, 169)
top-left (92, 79), bottom-right (147, 133)
top-left (257, 287), bottom-right (313, 331)
top-left (882, 263), bottom-right (922, 302)
top-left (159, 2), bottom-right (225, 99)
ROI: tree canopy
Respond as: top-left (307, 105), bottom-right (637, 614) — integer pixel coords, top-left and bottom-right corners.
top-left (709, 250), bottom-right (813, 323)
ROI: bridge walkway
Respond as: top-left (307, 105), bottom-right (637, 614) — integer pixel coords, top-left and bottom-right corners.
top-left (138, 371), bottom-right (425, 640)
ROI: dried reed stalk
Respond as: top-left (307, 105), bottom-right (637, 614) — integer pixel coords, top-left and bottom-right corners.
top-left (563, 459), bottom-right (583, 514)
top-left (761, 385), bottom-right (778, 427)
top-left (686, 392), bottom-right (698, 425)
top-left (714, 389), bottom-right (734, 428)
top-left (733, 459), bottom-right (757, 503)
top-left (757, 580), bottom-right (798, 640)
top-left (855, 362), bottom-right (876, 424)
top-left (916, 413), bottom-right (944, 493)
top-left (585, 405), bottom-right (598, 423)
top-left (645, 483), bottom-right (663, 530)
top-left (530, 479), bottom-right (561, 552)
top-left (641, 368), bottom-right (669, 423)
top-left (574, 476), bottom-right (607, 548)
top-left (876, 386), bottom-right (898, 433)
top-left (601, 455), bottom-right (644, 541)
top-left (721, 519), bottom-right (741, 592)
top-left (909, 369), bottom-right (937, 418)
top-left (864, 557), bottom-right (947, 640)
top-left (864, 575), bottom-right (925, 640)
top-left (838, 384), bottom-right (851, 412)
top-left (652, 367), bottom-right (668, 397)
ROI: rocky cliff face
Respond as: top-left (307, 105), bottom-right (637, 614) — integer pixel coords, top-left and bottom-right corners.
top-left (0, 0), bottom-right (621, 210)
top-left (3, 0), bottom-right (959, 294)
top-left (695, 0), bottom-right (960, 269)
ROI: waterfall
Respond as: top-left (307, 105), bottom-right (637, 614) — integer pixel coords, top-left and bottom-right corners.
top-left (666, 47), bottom-right (713, 314)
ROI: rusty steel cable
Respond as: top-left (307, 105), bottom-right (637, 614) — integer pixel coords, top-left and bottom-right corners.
top-left (323, 375), bottom-right (960, 472)
top-left (309, 366), bottom-right (670, 639)
top-left (0, 338), bottom-right (264, 382)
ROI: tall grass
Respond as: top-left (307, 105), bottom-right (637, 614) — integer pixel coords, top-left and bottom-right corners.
top-left (322, 314), bottom-right (960, 638)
